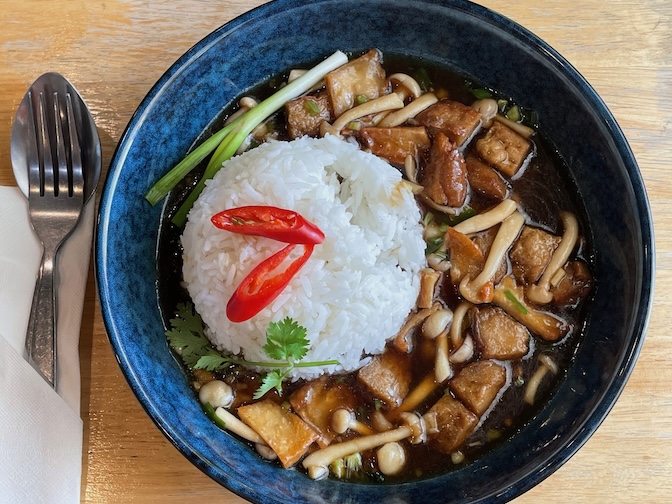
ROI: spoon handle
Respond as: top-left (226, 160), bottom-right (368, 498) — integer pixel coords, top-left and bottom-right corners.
top-left (25, 245), bottom-right (58, 388)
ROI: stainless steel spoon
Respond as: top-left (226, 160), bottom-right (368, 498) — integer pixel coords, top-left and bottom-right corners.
top-left (10, 73), bottom-right (101, 387)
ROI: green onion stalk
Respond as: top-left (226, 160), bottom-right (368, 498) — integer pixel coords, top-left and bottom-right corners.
top-left (144, 50), bottom-right (350, 226)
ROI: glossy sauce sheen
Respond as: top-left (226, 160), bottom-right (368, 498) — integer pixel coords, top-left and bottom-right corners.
top-left (156, 54), bottom-right (594, 482)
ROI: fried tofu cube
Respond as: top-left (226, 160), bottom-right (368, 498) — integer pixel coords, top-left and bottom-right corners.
top-left (421, 132), bottom-right (468, 207)
top-left (416, 100), bottom-right (482, 146)
top-left (360, 126), bottom-right (430, 165)
top-left (285, 93), bottom-right (333, 139)
top-left (450, 360), bottom-right (507, 416)
top-left (465, 153), bottom-right (508, 201)
top-left (237, 399), bottom-right (318, 468)
top-left (425, 394), bottom-right (479, 453)
top-left (510, 226), bottom-right (561, 285)
top-left (289, 377), bottom-right (358, 448)
top-left (325, 49), bottom-right (388, 118)
top-left (357, 349), bottom-right (412, 408)
top-left (473, 307), bottom-right (530, 360)
top-left (475, 121), bottom-right (532, 177)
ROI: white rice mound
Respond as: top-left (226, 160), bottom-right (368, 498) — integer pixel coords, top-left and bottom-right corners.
top-left (181, 135), bottom-right (426, 380)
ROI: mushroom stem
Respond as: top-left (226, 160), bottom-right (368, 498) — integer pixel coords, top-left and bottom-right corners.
top-left (452, 199), bottom-right (517, 235)
top-left (526, 212), bottom-right (579, 304)
top-left (434, 330), bottom-right (452, 382)
top-left (387, 373), bottom-right (438, 421)
top-left (449, 333), bottom-right (474, 363)
top-left (392, 303), bottom-right (441, 353)
top-left (331, 93), bottom-right (404, 132)
top-left (214, 407), bottom-right (266, 445)
top-left (404, 154), bottom-right (417, 183)
top-left (331, 409), bottom-right (375, 436)
top-left (460, 211), bottom-right (525, 303)
top-left (449, 301), bottom-right (472, 348)
top-left (302, 425), bottom-right (413, 477)
top-left (493, 114), bottom-right (534, 138)
top-left (378, 92), bottom-right (438, 127)
top-left (388, 73), bottom-right (423, 99)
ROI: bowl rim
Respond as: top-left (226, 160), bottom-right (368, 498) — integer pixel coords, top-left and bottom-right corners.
top-left (96, 0), bottom-right (655, 502)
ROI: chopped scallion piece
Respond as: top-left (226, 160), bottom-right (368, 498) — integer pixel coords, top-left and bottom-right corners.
top-left (504, 289), bottom-right (529, 314)
top-left (506, 104), bottom-right (521, 122)
top-left (497, 99), bottom-right (509, 113)
top-left (203, 402), bottom-right (227, 430)
top-left (414, 67), bottom-right (432, 92)
top-left (346, 121), bottom-right (361, 131)
top-left (303, 99), bottom-right (320, 116)
top-left (470, 87), bottom-right (492, 100)
top-left (423, 212), bottom-right (434, 226)
top-left (425, 236), bottom-right (444, 255)
top-left (355, 94), bottom-right (369, 105)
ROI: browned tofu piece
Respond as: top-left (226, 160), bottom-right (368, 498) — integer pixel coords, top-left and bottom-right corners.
top-left (446, 227), bottom-right (486, 284)
top-left (357, 349), bottom-right (412, 408)
top-left (325, 49), bottom-right (388, 118)
top-left (510, 226), bottom-right (561, 285)
top-left (237, 399), bottom-right (318, 468)
top-left (289, 377), bottom-right (358, 448)
top-left (450, 360), bottom-right (507, 416)
top-left (284, 93), bottom-right (333, 139)
top-left (473, 307), bottom-right (530, 360)
top-left (465, 153), bottom-right (508, 201)
top-left (360, 126), bottom-right (430, 165)
top-left (475, 121), bottom-right (532, 177)
top-left (552, 260), bottom-right (593, 306)
top-left (421, 132), bottom-right (468, 207)
top-left (471, 226), bottom-right (507, 284)
top-left (415, 100), bottom-right (482, 147)
top-left (425, 394), bottom-right (479, 453)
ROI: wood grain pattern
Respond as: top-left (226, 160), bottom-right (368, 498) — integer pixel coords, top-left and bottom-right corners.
top-left (0, 0), bottom-right (670, 502)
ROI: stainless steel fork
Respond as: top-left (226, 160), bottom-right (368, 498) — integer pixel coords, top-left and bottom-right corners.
top-left (24, 88), bottom-right (85, 388)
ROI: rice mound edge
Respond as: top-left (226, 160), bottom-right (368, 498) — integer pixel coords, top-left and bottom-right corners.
top-left (181, 136), bottom-right (426, 380)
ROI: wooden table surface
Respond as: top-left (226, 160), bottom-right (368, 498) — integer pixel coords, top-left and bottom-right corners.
top-left (1, 0), bottom-right (670, 502)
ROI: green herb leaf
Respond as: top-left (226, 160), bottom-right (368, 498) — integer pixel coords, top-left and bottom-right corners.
top-left (253, 370), bottom-right (285, 399)
top-left (194, 353), bottom-right (234, 371)
top-left (166, 303), bottom-right (211, 367)
top-left (263, 317), bottom-right (309, 362)
top-left (504, 289), bottom-right (529, 315)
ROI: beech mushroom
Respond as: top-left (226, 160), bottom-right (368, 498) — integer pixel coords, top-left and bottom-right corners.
top-left (493, 114), bottom-right (534, 138)
top-left (302, 413), bottom-right (425, 479)
top-left (213, 407), bottom-right (266, 446)
top-left (422, 308), bottom-right (453, 382)
top-left (452, 199), bottom-right (517, 235)
top-left (460, 211), bottom-right (525, 303)
top-left (449, 301), bottom-right (472, 348)
top-left (471, 98), bottom-right (498, 127)
top-left (392, 303), bottom-right (441, 352)
top-left (449, 333), bottom-right (474, 364)
top-left (526, 212), bottom-right (579, 304)
top-left (378, 92), bottom-right (439, 127)
top-left (388, 73), bottom-right (423, 99)
top-left (387, 373), bottom-right (438, 421)
top-left (331, 409), bottom-right (375, 436)
top-left (404, 154), bottom-right (418, 183)
top-left (198, 380), bottom-right (234, 409)
top-left (523, 354), bottom-right (559, 405)
top-left (377, 442), bottom-right (407, 475)
top-left (330, 93), bottom-right (404, 132)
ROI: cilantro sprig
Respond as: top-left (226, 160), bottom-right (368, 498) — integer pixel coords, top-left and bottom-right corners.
top-left (166, 303), bottom-right (339, 399)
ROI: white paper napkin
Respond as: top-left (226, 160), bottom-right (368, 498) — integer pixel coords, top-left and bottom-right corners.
top-left (0, 185), bottom-right (94, 503)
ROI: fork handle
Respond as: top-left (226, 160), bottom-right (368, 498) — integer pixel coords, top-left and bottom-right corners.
top-left (25, 245), bottom-right (58, 388)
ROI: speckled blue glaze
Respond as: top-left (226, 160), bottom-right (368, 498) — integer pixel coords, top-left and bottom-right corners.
top-left (96, 0), bottom-right (654, 502)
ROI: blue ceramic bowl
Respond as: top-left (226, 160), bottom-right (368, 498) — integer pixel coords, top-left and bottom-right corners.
top-left (96, 0), bottom-right (654, 502)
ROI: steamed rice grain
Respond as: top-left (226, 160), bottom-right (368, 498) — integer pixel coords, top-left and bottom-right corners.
top-left (181, 136), bottom-right (426, 379)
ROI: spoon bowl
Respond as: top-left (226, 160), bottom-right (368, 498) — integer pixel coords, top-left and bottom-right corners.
top-left (11, 72), bottom-right (101, 203)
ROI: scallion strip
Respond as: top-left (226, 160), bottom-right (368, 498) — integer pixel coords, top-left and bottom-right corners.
top-left (144, 50), bottom-right (349, 222)
top-left (504, 289), bottom-right (529, 314)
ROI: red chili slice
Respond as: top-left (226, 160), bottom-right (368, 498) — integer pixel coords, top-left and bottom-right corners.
top-left (212, 206), bottom-right (325, 244)
top-left (226, 243), bottom-right (314, 323)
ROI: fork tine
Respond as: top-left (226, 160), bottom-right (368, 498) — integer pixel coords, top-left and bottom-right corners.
top-left (26, 90), bottom-right (42, 199)
top-left (53, 91), bottom-right (70, 198)
top-left (36, 91), bottom-right (54, 197)
top-left (65, 92), bottom-right (84, 199)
